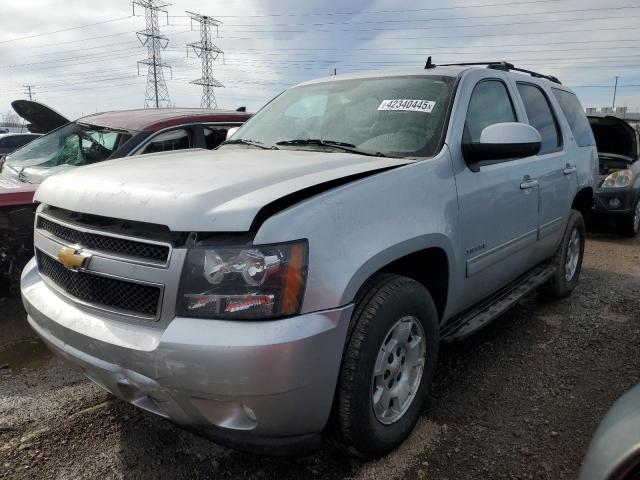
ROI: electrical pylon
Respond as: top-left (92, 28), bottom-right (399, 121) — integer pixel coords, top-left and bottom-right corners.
top-left (134, 0), bottom-right (172, 108)
top-left (186, 11), bottom-right (224, 109)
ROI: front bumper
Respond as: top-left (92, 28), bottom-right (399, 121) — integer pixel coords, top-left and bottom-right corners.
top-left (21, 259), bottom-right (353, 453)
top-left (593, 188), bottom-right (638, 216)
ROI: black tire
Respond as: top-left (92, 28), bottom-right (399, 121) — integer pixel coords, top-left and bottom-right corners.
top-left (620, 198), bottom-right (640, 237)
top-left (332, 274), bottom-right (439, 458)
top-left (539, 209), bottom-right (586, 298)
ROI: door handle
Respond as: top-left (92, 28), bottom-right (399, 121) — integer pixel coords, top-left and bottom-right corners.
top-left (563, 164), bottom-right (577, 175)
top-left (520, 178), bottom-right (539, 189)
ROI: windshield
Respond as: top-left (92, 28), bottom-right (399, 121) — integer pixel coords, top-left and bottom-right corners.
top-left (225, 75), bottom-right (455, 158)
top-left (4, 122), bottom-right (133, 178)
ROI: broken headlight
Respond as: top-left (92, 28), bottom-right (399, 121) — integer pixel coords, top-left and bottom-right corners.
top-left (176, 240), bottom-right (308, 319)
top-left (602, 169), bottom-right (634, 188)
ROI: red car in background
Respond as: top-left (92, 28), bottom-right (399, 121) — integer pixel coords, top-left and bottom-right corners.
top-left (0, 101), bottom-right (251, 293)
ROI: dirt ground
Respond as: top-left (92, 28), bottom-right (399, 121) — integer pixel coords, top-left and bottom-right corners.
top-left (0, 229), bottom-right (638, 480)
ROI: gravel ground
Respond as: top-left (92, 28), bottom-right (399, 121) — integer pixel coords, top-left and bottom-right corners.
top-left (0, 230), bottom-right (638, 479)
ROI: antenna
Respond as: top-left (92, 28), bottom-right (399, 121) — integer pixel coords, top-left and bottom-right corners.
top-left (186, 11), bottom-right (224, 109)
top-left (424, 56), bottom-right (435, 69)
top-left (133, 0), bottom-right (172, 108)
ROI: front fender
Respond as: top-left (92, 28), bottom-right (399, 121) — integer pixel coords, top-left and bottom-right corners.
top-left (254, 148), bottom-right (459, 315)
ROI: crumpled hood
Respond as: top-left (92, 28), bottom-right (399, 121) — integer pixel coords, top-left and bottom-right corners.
top-left (35, 148), bottom-right (413, 231)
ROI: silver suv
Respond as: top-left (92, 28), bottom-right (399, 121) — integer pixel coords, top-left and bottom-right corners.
top-left (21, 62), bottom-right (596, 457)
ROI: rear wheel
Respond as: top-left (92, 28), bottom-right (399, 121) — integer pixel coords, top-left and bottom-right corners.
top-left (539, 209), bottom-right (585, 298)
top-left (621, 198), bottom-right (640, 237)
top-left (332, 274), bottom-right (439, 458)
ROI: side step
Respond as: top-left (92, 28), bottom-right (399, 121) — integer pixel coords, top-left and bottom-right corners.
top-left (441, 263), bottom-right (556, 343)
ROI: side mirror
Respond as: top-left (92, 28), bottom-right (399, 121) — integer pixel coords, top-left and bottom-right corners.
top-left (226, 127), bottom-right (240, 140)
top-left (463, 122), bottom-right (541, 166)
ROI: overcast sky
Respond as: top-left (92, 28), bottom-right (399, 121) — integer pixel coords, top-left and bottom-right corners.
top-left (1, 0), bottom-right (639, 120)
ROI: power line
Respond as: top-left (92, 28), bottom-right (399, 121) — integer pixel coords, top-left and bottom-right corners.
top-left (186, 11), bottom-right (224, 108)
top-left (207, 4), bottom-right (640, 28)
top-left (169, 0), bottom-right (576, 18)
top-left (134, 0), bottom-right (172, 108)
top-left (23, 85), bottom-right (35, 101)
top-left (0, 16), bottom-right (134, 45)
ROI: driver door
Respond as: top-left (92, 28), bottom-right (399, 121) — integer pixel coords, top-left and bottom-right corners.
top-left (452, 76), bottom-right (540, 308)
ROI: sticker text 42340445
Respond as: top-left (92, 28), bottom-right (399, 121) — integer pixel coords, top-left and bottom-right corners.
top-left (377, 99), bottom-right (436, 113)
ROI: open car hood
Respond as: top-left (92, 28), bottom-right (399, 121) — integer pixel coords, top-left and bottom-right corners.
top-left (588, 115), bottom-right (638, 162)
top-left (11, 100), bottom-right (69, 134)
top-left (35, 148), bottom-right (413, 232)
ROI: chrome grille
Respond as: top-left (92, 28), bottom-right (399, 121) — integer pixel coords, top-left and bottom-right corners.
top-left (36, 251), bottom-right (162, 318)
top-left (37, 216), bottom-right (170, 264)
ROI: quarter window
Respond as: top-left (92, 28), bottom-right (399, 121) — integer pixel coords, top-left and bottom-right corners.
top-left (552, 88), bottom-right (595, 147)
top-left (465, 80), bottom-right (517, 143)
top-left (517, 83), bottom-right (561, 154)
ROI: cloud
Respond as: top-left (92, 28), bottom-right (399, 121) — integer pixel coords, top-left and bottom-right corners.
top-left (0, 0), bottom-right (639, 118)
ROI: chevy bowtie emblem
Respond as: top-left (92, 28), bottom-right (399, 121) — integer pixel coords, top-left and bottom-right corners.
top-left (57, 246), bottom-right (91, 271)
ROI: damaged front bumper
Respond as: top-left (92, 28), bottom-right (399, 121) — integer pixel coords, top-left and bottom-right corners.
top-left (21, 259), bottom-right (353, 454)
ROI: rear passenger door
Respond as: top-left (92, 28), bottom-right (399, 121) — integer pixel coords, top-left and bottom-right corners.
top-left (515, 82), bottom-right (574, 256)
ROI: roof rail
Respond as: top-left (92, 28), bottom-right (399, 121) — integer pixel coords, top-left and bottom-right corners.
top-left (431, 60), bottom-right (562, 84)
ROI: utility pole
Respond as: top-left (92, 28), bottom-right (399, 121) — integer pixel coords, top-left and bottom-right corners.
top-left (133, 0), bottom-right (172, 108)
top-left (23, 85), bottom-right (35, 101)
top-left (186, 11), bottom-right (224, 109)
top-left (613, 76), bottom-right (619, 110)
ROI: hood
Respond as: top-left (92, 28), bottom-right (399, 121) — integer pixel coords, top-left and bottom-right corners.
top-left (35, 148), bottom-right (413, 232)
top-left (11, 100), bottom-right (69, 134)
top-left (588, 115), bottom-right (638, 161)
top-left (0, 171), bottom-right (38, 207)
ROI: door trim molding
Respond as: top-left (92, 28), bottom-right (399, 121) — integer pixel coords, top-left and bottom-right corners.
top-left (466, 228), bottom-right (538, 277)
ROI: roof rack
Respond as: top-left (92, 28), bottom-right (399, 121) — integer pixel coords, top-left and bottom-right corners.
top-left (426, 59), bottom-right (562, 85)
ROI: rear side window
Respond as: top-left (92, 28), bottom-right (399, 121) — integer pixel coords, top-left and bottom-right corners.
top-left (552, 89), bottom-right (594, 147)
top-left (141, 128), bottom-right (191, 154)
top-left (465, 80), bottom-right (516, 143)
top-left (517, 83), bottom-right (561, 154)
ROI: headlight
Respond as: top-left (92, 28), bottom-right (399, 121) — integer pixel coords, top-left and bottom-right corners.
top-left (176, 240), bottom-right (308, 319)
top-left (602, 169), bottom-right (634, 188)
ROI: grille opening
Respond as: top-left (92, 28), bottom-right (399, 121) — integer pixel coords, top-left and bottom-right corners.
top-left (36, 250), bottom-right (161, 318)
top-left (37, 216), bottom-right (170, 263)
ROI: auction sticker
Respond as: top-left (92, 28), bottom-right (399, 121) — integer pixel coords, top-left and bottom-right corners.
top-left (378, 99), bottom-right (436, 113)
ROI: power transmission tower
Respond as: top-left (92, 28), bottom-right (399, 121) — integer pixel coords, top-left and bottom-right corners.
top-left (186, 11), bottom-right (224, 109)
top-left (133, 0), bottom-right (172, 108)
top-left (23, 85), bottom-right (35, 101)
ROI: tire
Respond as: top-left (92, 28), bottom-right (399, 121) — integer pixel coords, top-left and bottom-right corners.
top-left (539, 209), bottom-right (586, 298)
top-left (332, 274), bottom-right (439, 458)
top-left (621, 198), bottom-right (640, 237)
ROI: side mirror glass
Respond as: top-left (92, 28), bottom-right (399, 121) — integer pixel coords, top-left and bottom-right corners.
top-left (226, 127), bottom-right (240, 140)
top-left (463, 122), bottom-right (541, 166)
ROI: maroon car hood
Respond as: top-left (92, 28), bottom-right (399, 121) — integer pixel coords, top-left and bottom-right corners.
top-left (0, 174), bottom-right (37, 207)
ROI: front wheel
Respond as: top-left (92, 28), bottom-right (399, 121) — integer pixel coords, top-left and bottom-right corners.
top-left (332, 274), bottom-right (439, 458)
top-left (539, 209), bottom-right (586, 298)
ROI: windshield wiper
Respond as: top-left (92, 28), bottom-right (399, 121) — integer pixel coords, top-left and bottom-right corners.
top-left (222, 138), bottom-right (278, 150)
top-left (275, 139), bottom-right (385, 157)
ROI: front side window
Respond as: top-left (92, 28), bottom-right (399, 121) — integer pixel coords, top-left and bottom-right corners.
top-left (204, 126), bottom-right (236, 150)
top-left (552, 88), bottom-right (595, 147)
top-left (517, 83), bottom-right (561, 154)
top-left (465, 80), bottom-right (516, 143)
top-left (141, 129), bottom-right (191, 154)
top-left (224, 75), bottom-right (456, 158)
top-left (4, 123), bottom-right (133, 181)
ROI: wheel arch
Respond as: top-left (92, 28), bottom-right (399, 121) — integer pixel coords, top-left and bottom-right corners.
top-left (572, 186), bottom-right (594, 218)
top-left (343, 235), bottom-right (453, 322)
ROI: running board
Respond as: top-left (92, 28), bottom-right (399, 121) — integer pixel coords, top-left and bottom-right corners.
top-left (441, 263), bottom-right (556, 343)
